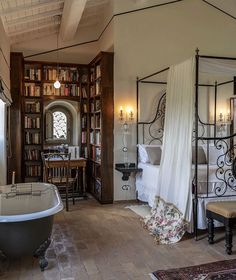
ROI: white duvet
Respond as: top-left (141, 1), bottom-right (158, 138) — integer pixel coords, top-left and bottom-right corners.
top-left (136, 162), bottom-right (236, 229)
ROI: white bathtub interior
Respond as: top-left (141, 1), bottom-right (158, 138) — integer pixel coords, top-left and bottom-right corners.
top-left (0, 183), bottom-right (63, 222)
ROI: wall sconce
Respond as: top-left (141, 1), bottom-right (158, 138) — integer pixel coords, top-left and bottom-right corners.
top-left (218, 109), bottom-right (231, 123)
top-left (119, 106), bottom-right (134, 122)
top-left (218, 111), bottom-right (224, 122)
top-left (226, 109), bottom-right (231, 122)
top-left (119, 105), bottom-right (134, 167)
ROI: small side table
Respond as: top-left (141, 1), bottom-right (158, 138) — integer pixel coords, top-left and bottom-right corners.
top-left (115, 163), bottom-right (142, 181)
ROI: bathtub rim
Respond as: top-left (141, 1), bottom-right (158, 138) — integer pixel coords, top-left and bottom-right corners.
top-left (0, 183), bottom-right (63, 223)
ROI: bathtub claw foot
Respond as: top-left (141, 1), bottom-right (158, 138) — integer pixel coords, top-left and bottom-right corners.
top-left (39, 256), bottom-right (48, 271)
top-left (0, 250), bottom-right (6, 261)
top-left (34, 238), bottom-right (51, 271)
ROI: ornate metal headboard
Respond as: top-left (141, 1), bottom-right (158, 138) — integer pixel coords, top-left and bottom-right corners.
top-left (138, 91), bottom-right (166, 145)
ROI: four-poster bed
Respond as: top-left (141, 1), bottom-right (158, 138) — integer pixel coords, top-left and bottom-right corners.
top-left (136, 50), bottom-right (236, 242)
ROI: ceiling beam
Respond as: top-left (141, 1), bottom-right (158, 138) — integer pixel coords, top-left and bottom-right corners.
top-left (10, 29), bottom-right (58, 45)
top-left (59, 0), bottom-right (87, 42)
top-left (6, 9), bottom-right (63, 27)
top-left (0, 0), bottom-right (64, 16)
top-left (8, 20), bottom-right (60, 37)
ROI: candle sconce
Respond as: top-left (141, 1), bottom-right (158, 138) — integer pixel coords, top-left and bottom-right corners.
top-left (119, 106), bottom-right (134, 123)
top-left (118, 106), bottom-right (134, 166)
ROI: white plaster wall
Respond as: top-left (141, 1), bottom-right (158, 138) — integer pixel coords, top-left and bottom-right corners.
top-left (0, 19), bottom-right (10, 185)
top-left (113, 0), bottom-right (236, 200)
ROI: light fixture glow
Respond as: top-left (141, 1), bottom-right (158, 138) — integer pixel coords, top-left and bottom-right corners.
top-left (54, 80), bottom-right (61, 89)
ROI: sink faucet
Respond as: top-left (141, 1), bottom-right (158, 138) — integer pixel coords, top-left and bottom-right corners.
top-left (11, 171), bottom-right (16, 191)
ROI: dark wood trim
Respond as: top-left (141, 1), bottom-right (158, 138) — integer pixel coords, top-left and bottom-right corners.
top-left (7, 52), bottom-right (24, 183)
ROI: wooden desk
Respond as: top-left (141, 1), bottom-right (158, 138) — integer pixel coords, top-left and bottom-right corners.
top-left (45, 157), bottom-right (87, 196)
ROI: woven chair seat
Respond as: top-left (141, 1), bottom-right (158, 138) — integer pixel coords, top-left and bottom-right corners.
top-left (206, 201), bottom-right (236, 218)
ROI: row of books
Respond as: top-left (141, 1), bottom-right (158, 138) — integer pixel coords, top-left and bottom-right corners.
top-left (96, 65), bottom-right (101, 79)
top-left (25, 84), bottom-right (41, 97)
top-left (90, 100), bottom-right (101, 112)
top-left (94, 164), bottom-right (101, 179)
top-left (90, 85), bottom-right (95, 97)
top-left (81, 146), bottom-right (88, 158)
top-left (90, 131), bottom-right (101, 145)
top-left (90, 115), bottom-right (101, 129)
top-left (81, 131), bottom-right (87, 144)
top-left (96, 79), bottom-right (101, 95)
top-left (90, 68), bottom-right (95, 82)
top-left (25, 67), bottom-right (41, 81)
top-left (25, 132), bottom-right (41, 144)
top-left (81, 87), bottom-right (87, 98)
top-left (24, 116), bottom-right (40, 129)
top-left (43, 84), bottom-right (80, 97)
top-left (82, 103), bottom-right (87, 113)
top-left (81, 116), bottom-right (87, 129)
top-left (91, 146), bottom-right (101, 162)
top-left (25, 149), bottom-right (41, 161)
top-left (25, 165), bottom-right (41, 177)
top-left (43, 67), bottom-right (79, 82)
top-left (25, 101), bottom-right (40, 113)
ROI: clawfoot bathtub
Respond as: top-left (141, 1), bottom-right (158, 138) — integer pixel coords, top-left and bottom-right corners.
top-left (0, 183), bottom-right (63, 271)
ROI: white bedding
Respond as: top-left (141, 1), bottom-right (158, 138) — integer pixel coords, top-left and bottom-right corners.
top-left (136, 162), bottom-right (236, 229)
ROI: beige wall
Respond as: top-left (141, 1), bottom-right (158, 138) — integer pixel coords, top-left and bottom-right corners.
top-left (7, 0), bottom-right (236, 199)
top-left (0, 19), bottom-right (10, 185)
top-left (113, 0), bottom-right (236, 200)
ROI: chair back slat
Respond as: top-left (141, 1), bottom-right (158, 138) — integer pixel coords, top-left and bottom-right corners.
top-left (41, 152), bottom-right (71, 184)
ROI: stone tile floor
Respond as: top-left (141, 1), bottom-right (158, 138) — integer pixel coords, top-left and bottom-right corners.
top-left (0, 198), bottom-right (234, 280)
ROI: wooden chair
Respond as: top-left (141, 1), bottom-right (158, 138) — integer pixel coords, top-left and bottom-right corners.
top-left (206, 201), bottom-right (236, 255)
top-left (41, 152), bottom-right (77, 211)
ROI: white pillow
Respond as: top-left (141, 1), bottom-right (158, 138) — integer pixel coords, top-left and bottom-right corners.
top-left (137, 144), bottom-right (162, 163)
top-left (202, 144), bottom-right (224, 165)
top-left (192, 145), bottom-right (207, 164)
top-left (137, 144), bottom-right (149, 163)
top-left (145, 146), bottom-right (162, 165)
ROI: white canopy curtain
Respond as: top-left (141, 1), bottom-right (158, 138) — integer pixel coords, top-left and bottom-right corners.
top-left (0, 78), bottom-right (11, 106)
top-left (200, 58), bottom-right (236, 76)
top-left (144, 57), bottom-right (195, 244)
top-left (0, 78), bottom-right (11, 186)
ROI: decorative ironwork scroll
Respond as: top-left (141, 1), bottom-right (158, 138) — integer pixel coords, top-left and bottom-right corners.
top-left (138, 92), bottom-right (166, 144)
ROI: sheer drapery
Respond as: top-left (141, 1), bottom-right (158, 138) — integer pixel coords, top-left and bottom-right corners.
top-left (0, 79), bottom-right (11, 106)
top-left (144, 58), bottom-right (195, 243)
top-left (200, 58), bottom-right (236, 76)
top-left (158, 57), bottom-right (195, 221)
top-left (0, 100), bottom-right (6, 185)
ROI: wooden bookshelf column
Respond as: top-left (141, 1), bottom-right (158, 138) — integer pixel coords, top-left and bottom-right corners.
top-left (88, 52), bottom-right (114, 203)
top-left (23, 62), bottom-right (43, 182)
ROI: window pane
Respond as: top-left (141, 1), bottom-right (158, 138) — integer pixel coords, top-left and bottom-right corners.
top-left (53, 111), bottom-right (67, 139)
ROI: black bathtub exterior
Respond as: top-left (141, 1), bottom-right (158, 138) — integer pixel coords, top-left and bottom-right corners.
top-left (0, 215), bottom-right (53, 270)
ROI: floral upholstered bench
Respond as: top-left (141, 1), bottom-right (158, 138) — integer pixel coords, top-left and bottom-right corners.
top-left (206, 201), bottom-right (236, 255)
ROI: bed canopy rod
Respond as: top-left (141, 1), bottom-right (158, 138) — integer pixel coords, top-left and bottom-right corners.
top-left (140, 81), bottom-right (167, 84)
top-left (137, 67), bottom-right (169, 82)
top-left (199, 54), bottom-right (236, 61)
top-left (198, 132), bottom-right (236, 141)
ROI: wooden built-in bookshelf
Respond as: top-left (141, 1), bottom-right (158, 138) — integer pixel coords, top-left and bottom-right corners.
top-left (21, 60), bottom-right (89, 182)
top-left (87, 52), bottom-right (114, 203)
top-left (9, 52), bottom-right (113, 202)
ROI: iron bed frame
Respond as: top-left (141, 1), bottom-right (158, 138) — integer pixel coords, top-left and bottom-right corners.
top-left (136, 49), bottom-right (236, 240)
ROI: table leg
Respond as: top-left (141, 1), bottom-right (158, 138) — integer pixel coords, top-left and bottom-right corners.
top-left (82, 166), bottom-right (87, 198)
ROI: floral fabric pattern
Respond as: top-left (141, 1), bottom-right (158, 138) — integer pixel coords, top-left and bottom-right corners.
top-left (143, 197), bottom-right (188, 244)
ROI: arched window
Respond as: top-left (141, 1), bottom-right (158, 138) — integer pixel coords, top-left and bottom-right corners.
top-left (53, 111), bottom-right (67, 139)
top-left (45, 106), bottom-right (72, 145)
